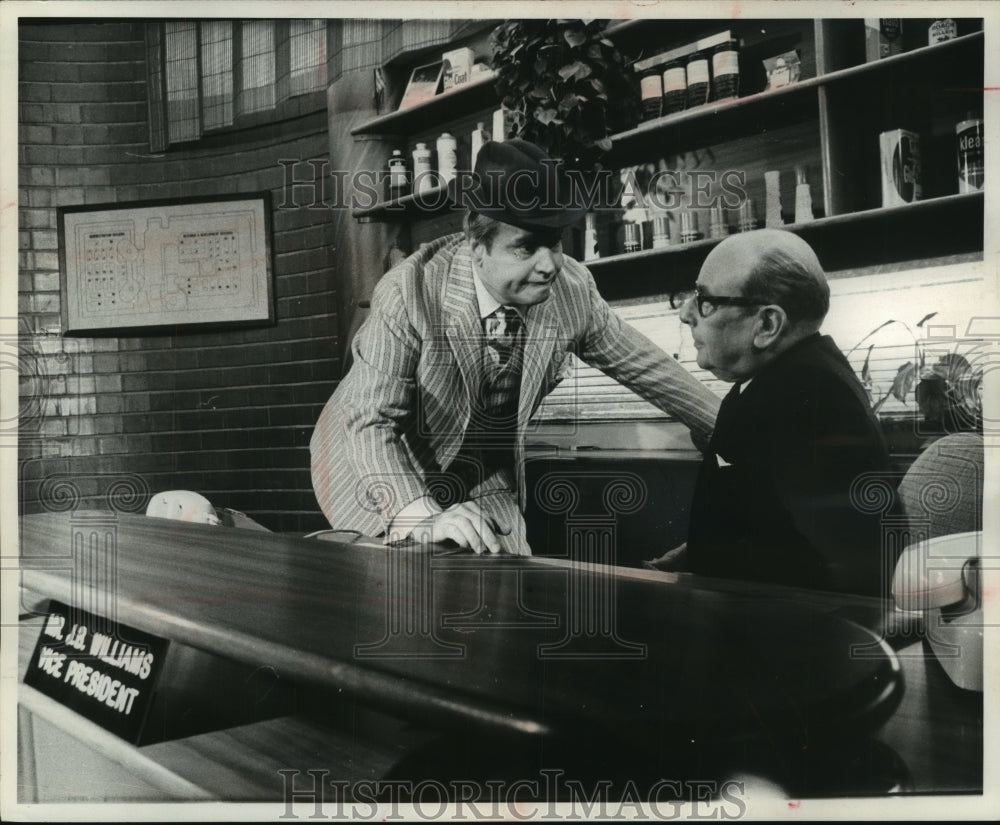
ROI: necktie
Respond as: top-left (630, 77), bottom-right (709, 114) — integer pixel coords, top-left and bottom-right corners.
top-left (484, 306), bottom-right (523, 367)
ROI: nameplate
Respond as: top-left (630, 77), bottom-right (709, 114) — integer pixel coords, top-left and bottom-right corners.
top-left (23, 601), bottom-right (169, 744)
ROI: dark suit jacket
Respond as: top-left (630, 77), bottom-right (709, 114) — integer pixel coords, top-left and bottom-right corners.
top-left (686, 333), bottom-right (898, 596)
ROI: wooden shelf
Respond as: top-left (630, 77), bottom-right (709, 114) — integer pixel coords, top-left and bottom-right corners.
top-left (351, 70), bottom-right (499, 138)
top-left (607, 76), bottom-right (822, 161)
top-left (815, 29), bottom-right (982, 88)
top-left (605, 30), bottom-right (981, 162)
top-left (586, 192), bottom-right (984, 301)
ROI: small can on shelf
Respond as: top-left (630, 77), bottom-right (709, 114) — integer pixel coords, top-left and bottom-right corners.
top-left (640, 69), bottom-right (664, 121)
top-left (661, 59), bottom-right (687, 115)
top-left (879, 129), bottom-right (922, 207)
top-left (711, 38), bottom-right (740, 101)
top-left (686, 51), bottom-right (711, 109)
top-left (956, 116), bottom-right (984, 193)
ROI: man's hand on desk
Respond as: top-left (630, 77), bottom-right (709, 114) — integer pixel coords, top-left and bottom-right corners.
top-left (412, 501), bottom-right (531, 556)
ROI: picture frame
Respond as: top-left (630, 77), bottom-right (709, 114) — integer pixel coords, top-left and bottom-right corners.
top-left (57, 193), bottom-right (274, 335)
top-left (398, 60), bottom-right (444, 109)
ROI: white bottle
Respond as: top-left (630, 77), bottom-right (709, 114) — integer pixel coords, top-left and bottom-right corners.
top-left (436, 132), bottom-right (457, 185)
top-left (764, 170), bottom-right (783, 227)
top-left (492, 107), bottom-right (510, 143)
top-left (412, 142), bottom-right (433, 194)
top-left (470, 122), bottom-right (490, 170)
top-left (794, 166), bottom-right (815, 224)
top-left (584, 213), bottom-right (600, 260)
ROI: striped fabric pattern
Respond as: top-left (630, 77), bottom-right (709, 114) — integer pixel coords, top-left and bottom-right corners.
top-left (310, 234), bottom-right (721, 537)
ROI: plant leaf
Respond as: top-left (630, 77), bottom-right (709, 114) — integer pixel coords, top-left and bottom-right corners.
top-left (558, 60), bottom-right (592, 81)
top-left (861, 344), bottom-right (873, 384)
top-left (564, 28), bottom-right (587, 48)
top-left (558, 92), bottom-right (583, 113)
top-left (889, 361), bottom-right (916, 403)
top-left (558, 61), bottom-right (581, 80)
top-left (535, 107), bottom-right (560, 125)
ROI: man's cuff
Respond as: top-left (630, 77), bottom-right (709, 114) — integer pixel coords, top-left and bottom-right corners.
top-left (385, 496), bottom-right (444, 544)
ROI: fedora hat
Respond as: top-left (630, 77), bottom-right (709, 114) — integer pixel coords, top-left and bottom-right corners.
top-left (448, 139), bottom-right (587, 230)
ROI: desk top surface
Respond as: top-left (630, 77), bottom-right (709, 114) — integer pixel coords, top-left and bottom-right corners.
top-left (17, 512), bottom-right (982, 795)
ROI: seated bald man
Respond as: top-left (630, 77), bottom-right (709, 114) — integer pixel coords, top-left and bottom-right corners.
top-left (647, 229), bottom-right (898, 596)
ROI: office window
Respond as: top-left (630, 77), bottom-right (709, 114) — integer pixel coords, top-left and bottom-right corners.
top-left (289, 20), bottom-right (327, 96)
top-left (146, 20), bottom-right (328, 151)
top-left (144, 24), bottom-right (167, 147)
top-left (201, 21), bottom-right (233, 131)
top-left (238, 20), bottom-right (276, 115)
top-left (164, 22), bottom-right (200, 144)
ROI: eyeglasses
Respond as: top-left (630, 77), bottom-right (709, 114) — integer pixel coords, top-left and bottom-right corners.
top-left (670, 284), bottom-right (761, 318)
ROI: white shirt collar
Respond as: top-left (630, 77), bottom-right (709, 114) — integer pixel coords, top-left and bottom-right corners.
top-left (471, 263), bottom-right (524, 322)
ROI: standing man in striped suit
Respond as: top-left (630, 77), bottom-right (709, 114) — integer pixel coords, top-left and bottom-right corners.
top-left (311, 140), bottom-right (720, 554)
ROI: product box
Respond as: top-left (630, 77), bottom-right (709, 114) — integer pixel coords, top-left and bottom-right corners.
top-left (879, 129), bottom-right (922, 207)
top-left (865, 18), bottom-right (903, 62)
top-left (763, 50), bottom-right (801, 90)
top-left (442, 47), bottom-right (475, 91)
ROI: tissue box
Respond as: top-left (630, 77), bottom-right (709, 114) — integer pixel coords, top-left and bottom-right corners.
top-left (442, 47), bottom-right (475, 91)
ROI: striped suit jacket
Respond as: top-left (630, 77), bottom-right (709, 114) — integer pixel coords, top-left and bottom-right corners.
top-left (310, 234), bottom-right (720, 538)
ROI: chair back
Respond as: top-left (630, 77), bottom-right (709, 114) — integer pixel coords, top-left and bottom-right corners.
top-left (897, 432), bottom-right (983, 539)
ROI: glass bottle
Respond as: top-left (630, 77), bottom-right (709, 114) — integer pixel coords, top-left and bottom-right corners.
top-left (387, 149), bottom-right (408, 199)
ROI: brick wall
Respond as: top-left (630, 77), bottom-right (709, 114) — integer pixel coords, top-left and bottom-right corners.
top-left (18, 21), bottom-right (339, 532)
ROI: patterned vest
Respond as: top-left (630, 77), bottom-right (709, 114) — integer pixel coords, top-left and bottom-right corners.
top-left (449, 312), bottom-right (524, 502)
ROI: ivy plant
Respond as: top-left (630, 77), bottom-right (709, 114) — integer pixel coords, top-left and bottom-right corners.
top-left (489, 19), bottom-right (638, 171)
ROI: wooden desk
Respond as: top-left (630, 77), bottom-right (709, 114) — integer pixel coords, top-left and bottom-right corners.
top-left (16, 512), bottom-right (982, 802)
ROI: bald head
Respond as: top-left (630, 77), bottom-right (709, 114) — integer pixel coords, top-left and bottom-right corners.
top-left (704, 229), bottom-right (830, 330)
top-left (683, 230), bottom-right (830, 381)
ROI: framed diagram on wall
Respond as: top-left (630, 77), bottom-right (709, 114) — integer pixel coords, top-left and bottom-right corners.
top-left (57, 193), bottom-right (274, 335)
